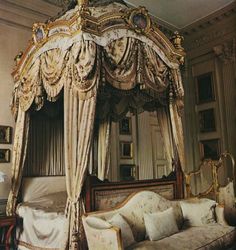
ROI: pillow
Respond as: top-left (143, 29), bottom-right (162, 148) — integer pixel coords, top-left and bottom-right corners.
top-left (170, 201), bottom-right (184, 229)
top-left (85, 216), bottom-right (112, 229)
top-left (144, 207), bottom-right (179, 241)
top-left (108, 213), bottom-right (136, 248)
top-left (180, 198), bottom-right (216, 227)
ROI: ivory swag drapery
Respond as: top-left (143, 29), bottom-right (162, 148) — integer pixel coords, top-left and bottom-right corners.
top-left (7, 3), bottom-right (185, 248)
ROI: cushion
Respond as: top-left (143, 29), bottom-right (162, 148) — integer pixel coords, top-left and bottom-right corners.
top-left (108, 213), bottom-right (136, 248)
top-left (127, 224), bottom-right (236, 250)
top-left (144, 207), bottom-right (179, 241)
top-left (85, 216), bottom-right (111, 229)
top-left (180, 198), bottom-right (216, 227)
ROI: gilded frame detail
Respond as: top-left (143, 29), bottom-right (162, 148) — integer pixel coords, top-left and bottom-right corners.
top-left (0, 149), bottom-right (10, 163)
top-left (120, 141), bottom-right (133, 159)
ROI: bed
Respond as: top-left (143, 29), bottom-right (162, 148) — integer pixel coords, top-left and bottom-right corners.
top-left (17, 177), bottom-right (68, 249)
top-left (6, 0), bottom-right (186, 249)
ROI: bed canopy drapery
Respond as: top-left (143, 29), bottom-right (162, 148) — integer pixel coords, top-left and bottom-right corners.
top-left (7, 0), bottom-right (185, 248)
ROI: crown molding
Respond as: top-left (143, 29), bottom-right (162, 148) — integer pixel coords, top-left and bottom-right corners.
top-left (181, 2), bottom-right (236, 58)
top-left (181, 2), bottom-right (236, 36)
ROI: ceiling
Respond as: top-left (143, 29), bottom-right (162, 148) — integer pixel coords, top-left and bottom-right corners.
top-left (125, 0), bottom-right (234, 29)
top-left (43, 0), bottom-right (235, 29)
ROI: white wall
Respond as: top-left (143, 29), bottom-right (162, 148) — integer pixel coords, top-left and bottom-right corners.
top-left (0, 0), bottom-right (59, 211)
top-left (0, 23), bottom-right (31, 199)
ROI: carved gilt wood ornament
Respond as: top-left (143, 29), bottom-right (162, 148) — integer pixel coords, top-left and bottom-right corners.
top-left (13, 4), bottom-right (184, 77)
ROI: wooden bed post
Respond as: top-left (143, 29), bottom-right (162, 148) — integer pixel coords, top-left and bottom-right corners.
top-left (175, 158), bottom-right (184, 199)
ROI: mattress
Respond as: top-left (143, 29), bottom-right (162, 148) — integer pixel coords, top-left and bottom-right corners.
top-left (17, 191), bottom-right (68, 250)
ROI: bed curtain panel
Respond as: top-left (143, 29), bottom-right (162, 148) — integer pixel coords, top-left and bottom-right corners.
top-left (6, 107), bottom-right (30, 215)
top-left (97, 117), bottom-right (111, 181)
top-left (157, 107), bottom-right (174, 171)
top-left (64, 85), bottom-right (97, 249)
top-left (169, 99), bottom-right (185, 168)
top-left (63, 40), bottom-right (100, 250)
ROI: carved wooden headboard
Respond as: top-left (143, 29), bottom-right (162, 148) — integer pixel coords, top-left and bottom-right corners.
top-left (84, 164), bottom-right (184, 212)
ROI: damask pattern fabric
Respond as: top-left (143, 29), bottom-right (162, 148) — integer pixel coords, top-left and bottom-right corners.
top-left (64, 83), bottom-right (98, 249)
top-left (6, 107), bottom-right (30, 215)
top-left (127, 225), bottom-right (236, 250)
top-left (85, 216), bottom-right (112, 229)
top-left (12, 37), bottom-right (183, 115)
top-left (83, 191), bottom-right (235, 250)
top-left (108, 213), bottom-right (136, 248)
top-left (144, 207), bottom-right (179, 241)
top-left (180, 198), bottom-right (216, 227)
top-left (101, 191), bottom-right (183, 242)
top-left (219, 181), bottom-right (235, 208)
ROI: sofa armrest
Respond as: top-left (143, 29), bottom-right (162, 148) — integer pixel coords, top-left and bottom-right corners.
top-left (215, 205), bottom-right (229, 226)
top-left (82, 215), bottom-right (123, 250)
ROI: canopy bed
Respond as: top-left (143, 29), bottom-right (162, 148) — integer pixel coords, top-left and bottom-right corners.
top-left (7, 0), bottom-right (186, 249)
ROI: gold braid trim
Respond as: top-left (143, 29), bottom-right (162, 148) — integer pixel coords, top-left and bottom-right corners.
top-left (18, 241), bottom-right (60, 250)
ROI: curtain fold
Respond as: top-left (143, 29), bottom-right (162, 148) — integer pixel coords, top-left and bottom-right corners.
top-left (6, 107), bottom-right (30, 215)
top-left (24, 113), bottom-right (65, 176)
top-left (97, 117), bottom-right (111, 181)
top-left (157, 107), bottom-right (174, 172)
top-left (41, 48), bottom-right (70, 98)
top-left (169, 101), bottom-right (185, 171)
top-left (137, 112), bottom-right (154, 179)
top-left (64, 84), bottom-right (97, 249)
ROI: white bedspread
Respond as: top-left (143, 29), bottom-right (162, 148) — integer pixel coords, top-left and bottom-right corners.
top-left (17, 191), bottom-right (68, 250)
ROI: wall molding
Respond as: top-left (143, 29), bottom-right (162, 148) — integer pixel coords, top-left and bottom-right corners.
top-left (183, 15), bottom-right (236, 59)
top-left (180, 2), bottom-right (236, 58)
top-left (214, 39), bottom-right (236, 64)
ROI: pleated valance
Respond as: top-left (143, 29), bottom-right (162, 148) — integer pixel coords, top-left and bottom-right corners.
top-left (11, 3), bottom-right (185, 119)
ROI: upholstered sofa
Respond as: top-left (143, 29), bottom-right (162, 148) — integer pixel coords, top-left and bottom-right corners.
top-left (82, 191), bottom-right (236, 250)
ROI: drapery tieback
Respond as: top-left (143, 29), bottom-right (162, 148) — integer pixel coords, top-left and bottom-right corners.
top-left (65, 198), bottom-right (80, 216)
top-left (67, 198), bottom-right (78, 205)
